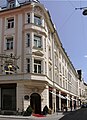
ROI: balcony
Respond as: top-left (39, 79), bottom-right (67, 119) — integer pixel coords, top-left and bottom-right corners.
top-left (0, 73), bottom-right (48, 82)
top-left (24, 23), bottom-right (47, 36)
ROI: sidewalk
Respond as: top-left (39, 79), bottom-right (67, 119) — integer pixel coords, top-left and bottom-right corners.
top-left (0, 112), bottom-right (64, 120)
top-left (46, 112), bottom-right (64, 120)
top-left (0, 108), bottom-right (81, 120)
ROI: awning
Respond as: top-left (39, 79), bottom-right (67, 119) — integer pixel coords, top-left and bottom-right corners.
top-left (59, 94), bottom-right (66, 99)
top-left (71, 98), bottom-right (77, 101)
top-left (65, 96), bottom-right (70, 100)
top-left (49, 91), bottom-right (66, 99)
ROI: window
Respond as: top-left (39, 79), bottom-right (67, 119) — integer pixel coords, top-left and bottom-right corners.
top-left (7, 18), bottom-right (14, 29)
top-left (59, 63), bottom-right (61, 73)
top-left (55, 54), bottom-right (58, 66)
top-left (9, 2), bottom-right (15, 8)
top-left (45, 62), bottom-right (47, 74)
top-left (27, 14), bottom-right (30, 23)
top-left (34, 15), bottom-right (42, 26)
top-left (49, 66), bottom-right (52, 79)
top-left (62, 66), bottom-right (64, 75)
top-left (26, 33), bottom-right (30, 47)
top-left (49, 47), bottom-right (51, 59)
top-left (34, 59), bottom-right (41, 73)
top-left (34, 35), bottom-right (42, 48)
top-left (27, 59), bottom-right (30, 73)
top-left (48, 30), bottom-right (50, 40)
top-left (6, 37), bottom-right (13, 50)
top-left (60, 77), bottom-right (62, 86)
top-left (63, 80), bottom-right (65, 88)
top-left (44, 39), bottom-right (46, 52)
top-left (59, 51), bottom-right (61, 59)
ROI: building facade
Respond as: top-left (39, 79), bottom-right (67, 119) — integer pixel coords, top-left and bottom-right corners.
top-left (0, 0), bottom-right (84, 114)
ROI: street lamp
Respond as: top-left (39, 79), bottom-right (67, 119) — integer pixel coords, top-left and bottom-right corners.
top-left (75, 7), bottom-right (87, 16)
top-left (83, 9), bottom-right (87, 15)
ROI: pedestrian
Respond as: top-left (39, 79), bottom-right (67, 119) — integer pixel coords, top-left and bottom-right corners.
top-left (64, 104), bottom-right (67, 112)
top-left (43, 105), bottom-right (48, 115)
top-left (70, 99), bottom-right (72, 111)
top-left (74, 101), bottom-right (76, 110)
top-left (56, 108), bottom-right (59, 115)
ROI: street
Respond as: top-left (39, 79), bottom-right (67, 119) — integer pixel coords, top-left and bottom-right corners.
top-left (60, 108), bottom-right (87, 120)
top-left (0, 108), bottom-right (87, 120)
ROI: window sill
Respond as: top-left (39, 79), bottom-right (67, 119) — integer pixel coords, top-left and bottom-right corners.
top-left (33, 46), bottom-right (43, 50)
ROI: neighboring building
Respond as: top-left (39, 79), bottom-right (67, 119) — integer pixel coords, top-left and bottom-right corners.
top-left (81, 82), bottom-right (87, 103)
top-left (0, 0), bottom-right (85, 114)
top-left (77, 70), bottom-right (86, 104)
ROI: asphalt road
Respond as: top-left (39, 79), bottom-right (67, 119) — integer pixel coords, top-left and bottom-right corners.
top-left (60, 108), bottom-right (87, 120)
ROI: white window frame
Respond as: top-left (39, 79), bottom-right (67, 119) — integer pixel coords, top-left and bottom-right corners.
top-left (9, 2), bottom-right (15, 8)
top-left (34, 59), bottom-right (41, 73)
top-left (27, 13), bottom-right (30, 23)
top-left (49, 47), bottom-right (51, 60)
top-left (49, 66), bottom-right (52, 79)
top-left (7, 17), bottom-right (14, 29)
top-left (34, 15), bottom-right (42, 26)
top-left (6, 37), bottom-right (13, 50)
top-left (34, 35), bottom-right (42, 48)
top-left (26, 58), bottom-right (30, 73)
top-left (26, 33), bottom-right (30, 47)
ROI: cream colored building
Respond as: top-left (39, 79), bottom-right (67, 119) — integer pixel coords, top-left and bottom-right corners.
top-left (0, 0), bottom-right (84, 114)
top-left (80, 82), bottom-right (87, 103)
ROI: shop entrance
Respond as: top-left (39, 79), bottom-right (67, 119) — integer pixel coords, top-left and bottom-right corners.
top-left (30, 93), bottom-right (41, 114)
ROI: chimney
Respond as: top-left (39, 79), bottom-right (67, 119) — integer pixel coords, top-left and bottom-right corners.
top-left (77, 70), bottom-right (82, 81)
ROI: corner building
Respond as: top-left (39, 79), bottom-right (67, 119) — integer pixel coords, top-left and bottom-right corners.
top-left (0, 0), bottom-right (81, 114)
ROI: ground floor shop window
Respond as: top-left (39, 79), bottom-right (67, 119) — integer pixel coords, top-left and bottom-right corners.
top-left (49, 87), bottom-right (52, 109)
top-left (0, 84), bottom-right (16, 111)
top-left (56, 91), bottom-right (59, 111)
top-left (61, 98), bottom-right (67, 111)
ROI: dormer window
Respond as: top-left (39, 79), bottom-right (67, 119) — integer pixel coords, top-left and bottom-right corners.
top-left (34, 15), bottom-right (42, 26)
top-left (7, 0), bottom-right (15, 8)
top-left (9, 2), bottom-right (15, 8)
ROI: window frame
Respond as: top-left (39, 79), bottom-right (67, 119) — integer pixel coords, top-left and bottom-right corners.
top-left (34, 15), bottom-right (42, 26)
top-left (26, 58), bottom-right (30, 73)
top-left (7, 17), bottom-right (14, 29)
top-left (6, 37), bottom-right (13, 50)
top-left (9, 2), bottom-right (15, 8)
top-left (34, 35), bottom-right (42, 48)
top-left (27, 13), bottom-right (30, 23)
top-left (26, 33), bottom-right (30, 47)
top-left (34, 59), bottom-right (41, 74)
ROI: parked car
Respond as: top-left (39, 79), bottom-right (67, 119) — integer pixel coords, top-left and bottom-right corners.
top-left (81, 103), bottom-right (87, 108)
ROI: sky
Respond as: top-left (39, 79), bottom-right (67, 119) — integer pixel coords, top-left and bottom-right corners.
top-left (0, 0), bottom-right (87, 82)
top-left (39, 0), bottom-right (87, 82)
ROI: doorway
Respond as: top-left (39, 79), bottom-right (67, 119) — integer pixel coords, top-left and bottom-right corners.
top-left (30, 93), bottom-right (41, 114)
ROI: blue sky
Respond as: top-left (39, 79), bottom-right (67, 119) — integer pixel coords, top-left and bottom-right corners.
top-left (40, 0), bottom-right (87, 82)
top-left (0, 0), bottom-right (87, 82)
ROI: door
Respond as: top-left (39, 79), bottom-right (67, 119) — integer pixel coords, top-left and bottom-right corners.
top-left (30, 93), bottom-right (41, 114)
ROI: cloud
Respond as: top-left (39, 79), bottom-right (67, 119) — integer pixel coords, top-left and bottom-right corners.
top-left (84, 55), bottom-right (87, 58)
